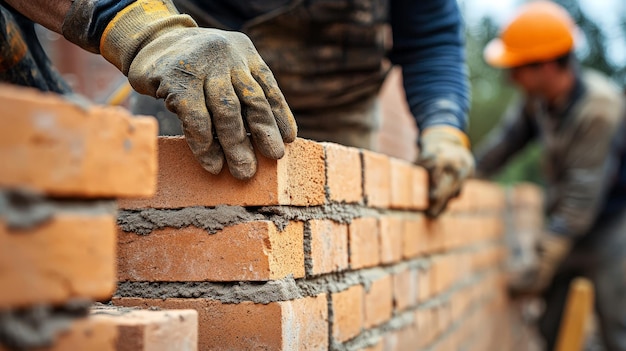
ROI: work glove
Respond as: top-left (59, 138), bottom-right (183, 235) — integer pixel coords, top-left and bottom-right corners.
top-left (65, 0), bottom-right (297, 180)
top-left (416, 126), bottom-right (475, 217)
top-left (508, 233), bottom-right (572, 297)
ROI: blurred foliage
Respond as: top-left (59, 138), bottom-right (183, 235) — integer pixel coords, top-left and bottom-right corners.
top-left (463, 0), bottom-right (626, 186)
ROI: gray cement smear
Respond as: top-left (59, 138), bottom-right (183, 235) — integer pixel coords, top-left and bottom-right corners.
top-left (0, 189), bottom-right (116, 230)
top-left (116, 276), bottom-right (303, 305)
top-left (117, 205), bottom-right (265, 235)
top-left (117, 203), bottom-right (378, 235)
top-left (0, 299), bottom-right (91, 350)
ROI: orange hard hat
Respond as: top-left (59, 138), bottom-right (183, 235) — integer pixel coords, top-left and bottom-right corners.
top-left (484, 1), bottom-right (576, 68)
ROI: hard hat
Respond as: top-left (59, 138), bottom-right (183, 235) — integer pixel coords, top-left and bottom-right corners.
top-left (484, 1), bottom-right (576, 68)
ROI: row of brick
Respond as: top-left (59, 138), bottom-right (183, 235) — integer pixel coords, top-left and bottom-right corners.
top-left (117, 137), bottom-right (505, 212)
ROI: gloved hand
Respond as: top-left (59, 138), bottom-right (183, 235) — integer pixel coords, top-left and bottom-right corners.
top-left (508, 233), bottom-right (572, 296)
top-left (416, 125), bottom-right (475, 217)
top-left (78, 0), bottom-right (297, 180)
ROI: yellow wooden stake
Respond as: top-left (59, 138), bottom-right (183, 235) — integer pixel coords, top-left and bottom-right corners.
top-left (555, 277), bottom-right (595, 351)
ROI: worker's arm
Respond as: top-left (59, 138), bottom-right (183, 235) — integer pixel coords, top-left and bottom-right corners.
top-left (389, 0), bottom-right (472, 217)
top-left (4, 0), bottom-right (297, 180)
top-left (2, 0), bottom-right (71, 33)
top-left (474, 100), bottom-right (537, 178)
top-left (510, 99), bottom-right (623, 296)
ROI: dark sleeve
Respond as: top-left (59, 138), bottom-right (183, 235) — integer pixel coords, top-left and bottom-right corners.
top-left (62, 0), bottom-right (137, 53)
top-left (389, 0), bottom-right (469, 132)
top-left (474, 101), bottom-right (537, 178)
top-left (547, 106), bottom-right (622, 238)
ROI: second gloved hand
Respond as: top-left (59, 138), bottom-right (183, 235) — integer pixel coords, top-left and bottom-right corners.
top-left (99, 0), bottom-right (297, 180)
top-left (416, 125), bottom-right (475, 217)
top-left (509, 233), bottom-right (571, 296)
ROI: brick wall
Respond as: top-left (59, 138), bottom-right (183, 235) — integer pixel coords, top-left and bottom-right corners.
top-left (112, 135), bottom-right (538, 351)
top-left (0, 85), bottom-right (197, 351)
top-left (1, 84), bottom-right (545, 351)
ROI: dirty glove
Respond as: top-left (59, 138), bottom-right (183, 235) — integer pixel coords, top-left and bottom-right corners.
top-left (63, 0), bottom-right (297, 180)
top-left (508, 233), bottom-right (571, 297)
top-left (416, 125), bottom-right (474, 217)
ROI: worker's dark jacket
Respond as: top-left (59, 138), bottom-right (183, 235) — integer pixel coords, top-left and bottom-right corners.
top-left (163, 0), bottom-right (471, 133)
top-left (476, 70), bottom-right (626, 242)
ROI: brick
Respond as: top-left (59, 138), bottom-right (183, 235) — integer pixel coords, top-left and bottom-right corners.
top-left (411, 167), bottom-right (429, 210)
top-left (348, 217), bottom-right (380, 269)
top-left (322, 143), bottom-right (363, 203)
top-left (389, 158), bottom-right (413, 209)
top-left (89, 305), bottom-right (198, 351)
top-left (308, 220), bottom-right (349, 276)
top-left (0, 315), bottom-right (119, 351)
top-left (417, 265), bottom-right (431, 302)
top-left (118, 221), bottom-right (304, 282)
top-left (114, 295), bottom-right (328, 351)
top-left (0, 214), bottom-right (116, 309)
top-left (0, 84), bottom-right (157, 198)
top-left (379, 216), bottom-right (404, 264)
top-left (364, 275), bottom-right (393, 328)
top-left (332, 285), bottom-right (364, 342)
top-left (509, 182), bottom-right (544, 209)
top-left (447, 180), bottom-right (505, 213)
top-left (393, 267), bottom-right (418, 312)
top-left (119, 137), bottom-right (325, 209)
top-left (362, 150), bottom-right (391, 208)
top-left (402, 217), bottom-right (425, 259)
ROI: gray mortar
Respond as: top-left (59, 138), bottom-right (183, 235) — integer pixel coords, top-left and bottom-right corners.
top-left (334, 309), bottom-right (415, 351)
top-left (0, 299), bottom-right (91, 350)
top-left (0, 189), bottom-right (116, 230)
top-left (116, 276), bottom-right (303, 304)
top-left (117, 205), bottom-right (265, 235)
top-left (117, 203), bottom-right (378, 235)
top-left (303, 222), bottom-right (314, 275)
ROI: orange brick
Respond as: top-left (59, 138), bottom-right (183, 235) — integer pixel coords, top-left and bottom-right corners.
top-left (379, 216), bottom-right (403, 264)
top-left (389, 158), bottom-right (413, 209)
top-left (308, 220), bottom-right (349, 275)
top-left (411, 167), bottom-right (429, 210)
top-left (114, 295), bottom-right (328, 351)
top-left (0, 315), bottom-right (119, 351)
top-left (510, 182), bottom-right (544, 209)
top-left (383, 325), bottom-right (419, 351)
top-left (90, 305), bottom-right (198, 351)
top-left (322, 143), bottom-right (363, 203)
top-left (118, 221), bottom-right (304, 282)
top-left (362, 150), bottom-right (391, 208)
top-left (348, 217), bottom-right (380, 269)
top-left (403, 217), bottom-right (425, 259)
top-left (0, 214), bottom-right (116, 309)
top-left (364, 275), bottom-right (393, 328)
top-left (332, 285), bottom-right (364, 342)
top-left (119, 137), bottom-right (325, 209)
top-left (0, 84), bottom-right (157, 198)
top-left (417, 265), bottom-right (432, 302)
top-left (393, 267), bottom-right (418, 311)
top-left (447, 180), bottom-right (505, 213)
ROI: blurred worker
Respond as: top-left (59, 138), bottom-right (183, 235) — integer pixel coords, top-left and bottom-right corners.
top-left (475, 1), bottom-right (626, 350)
top-left (0, 0), bottom-right (473, 217)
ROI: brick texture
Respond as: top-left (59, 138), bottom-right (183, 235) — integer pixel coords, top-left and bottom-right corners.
top-left (0, 84), bottom-right (157, 198)
top-left (0, 214), bottom-right (116, 308)
top-left (114, 295), bottom-right (328, 351)
top-left (308, 219), bottom-right (349, 276)
top-left (90, 305), bottom-right (198, 351)
top-left (119, 137), bottom-right (325, 209)
top-left (118, 221), bottom-right (304, 282)
top-left (364, 275), bottom-right (393, 328)
top-left (332, 285), bottom-right (364, 342)
top-left (323, 142), bottom-right (363, 203)
top-left (348, 217), bottom-right (380, 269)
top-left (362, 150), bottom-right (391, 208)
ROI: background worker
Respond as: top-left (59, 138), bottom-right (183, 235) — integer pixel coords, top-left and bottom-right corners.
top-left (0, 0), bottom-right (473, 217)
top-left (475, 1), bottom-right (626, 350)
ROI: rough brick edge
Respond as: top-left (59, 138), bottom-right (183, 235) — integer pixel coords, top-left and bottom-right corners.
top-left (0, 84), bottom-right (157, 198)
